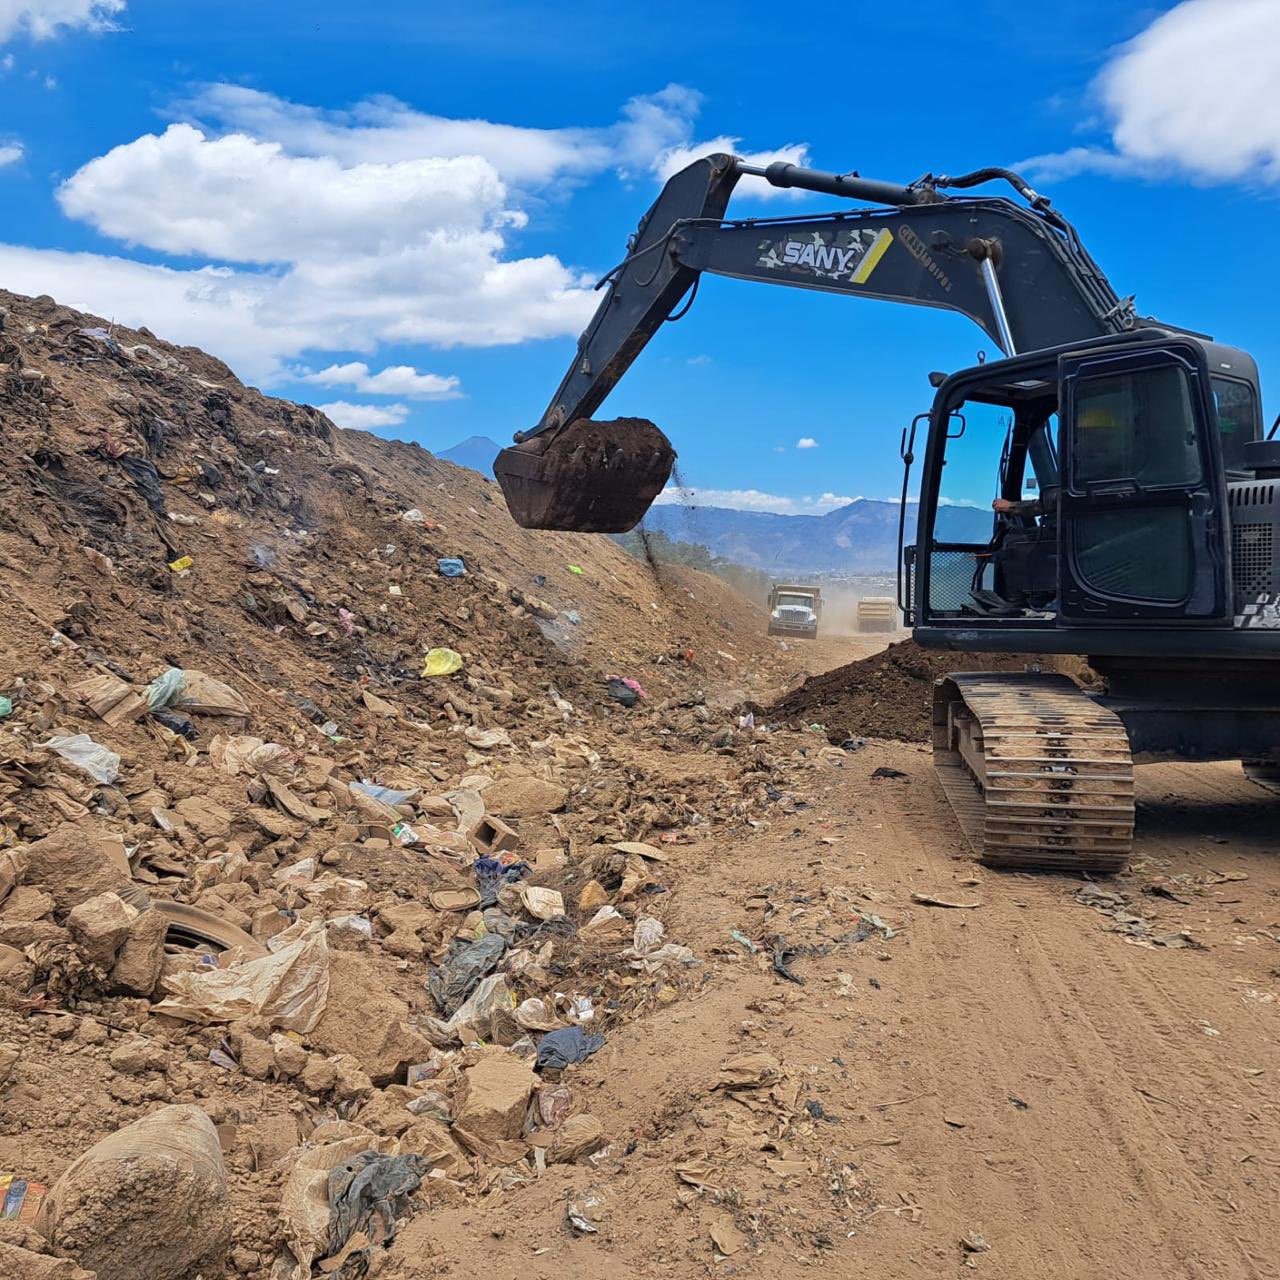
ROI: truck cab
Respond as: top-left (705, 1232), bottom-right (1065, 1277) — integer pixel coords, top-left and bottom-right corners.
top-left (768, 584), bottom-right (822, 639)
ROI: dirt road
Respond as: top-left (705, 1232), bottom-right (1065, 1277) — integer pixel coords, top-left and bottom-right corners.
top-left (394, 640), bottom-right (1280, 1280)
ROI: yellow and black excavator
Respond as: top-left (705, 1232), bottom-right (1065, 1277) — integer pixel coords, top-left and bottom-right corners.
top-left (494, 154), bottom-right (1279, 874)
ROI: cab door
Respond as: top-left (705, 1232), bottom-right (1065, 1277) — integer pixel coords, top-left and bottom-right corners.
top-left (1057, 340), bottom-right (1230, 624)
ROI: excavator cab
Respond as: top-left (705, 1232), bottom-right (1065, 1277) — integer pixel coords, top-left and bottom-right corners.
top-left (903, 332), bottom-right (1253, 638)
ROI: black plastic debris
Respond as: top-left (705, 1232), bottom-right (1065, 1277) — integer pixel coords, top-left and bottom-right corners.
top-left (536, 1025), bottom-right (605, 1071)
top-left (605, 678), bottom-right (639, 708)
top-left (427, 933), bottom-right (505, 1017)
top-left (323, 1151), bottom-right (426, 1276)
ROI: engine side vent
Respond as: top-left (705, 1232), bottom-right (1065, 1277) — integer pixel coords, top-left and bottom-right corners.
top-left (1233, 521), bottom-right (1273, 597)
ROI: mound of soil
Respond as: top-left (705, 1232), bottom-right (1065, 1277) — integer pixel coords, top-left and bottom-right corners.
top-left (768, 639), bottom-right (1051, 743)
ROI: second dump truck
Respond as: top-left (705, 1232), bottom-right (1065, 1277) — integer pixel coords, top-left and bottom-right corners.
top-left (856, 596), bottom-right (898, 632)
top-left (768, 584), bottom-right (822, 639)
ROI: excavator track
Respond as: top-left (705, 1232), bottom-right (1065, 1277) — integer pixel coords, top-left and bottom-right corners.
top-left (932, 672), bottom-right (1134, 873)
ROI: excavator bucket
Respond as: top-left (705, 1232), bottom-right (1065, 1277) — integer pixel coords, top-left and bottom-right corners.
top-left (494, 417), bottom-right (675, 533)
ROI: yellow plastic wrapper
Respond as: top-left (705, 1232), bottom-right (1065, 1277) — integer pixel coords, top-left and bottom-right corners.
top-left (168, 555), bottom-right (193, 572)
top-left (421, 647), bottom-right (464, 677)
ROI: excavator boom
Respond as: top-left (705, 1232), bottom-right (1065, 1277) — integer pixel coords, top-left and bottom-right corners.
top-left (496, 152), bottom-right (1137, 531)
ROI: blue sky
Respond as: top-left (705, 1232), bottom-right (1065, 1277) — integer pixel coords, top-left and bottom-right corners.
top-left (1, 0), bottom-right (1277, 513)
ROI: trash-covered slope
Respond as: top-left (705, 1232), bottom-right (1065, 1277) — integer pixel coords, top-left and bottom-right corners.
top-left (0, 288), bottom-right (819, 1279)
top-left (0, 287), bottom-right (775, 733)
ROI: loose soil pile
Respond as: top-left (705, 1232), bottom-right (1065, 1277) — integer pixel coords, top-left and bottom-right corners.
top-left (768, 639), bottom-right (1051, 742)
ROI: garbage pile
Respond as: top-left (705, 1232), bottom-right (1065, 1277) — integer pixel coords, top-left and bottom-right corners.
top-left (0, 288), bottom-right (800, 1279)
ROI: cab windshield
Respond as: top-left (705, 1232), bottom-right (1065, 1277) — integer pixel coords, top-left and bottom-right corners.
top-left (776, 594), bottom-right (814, 608)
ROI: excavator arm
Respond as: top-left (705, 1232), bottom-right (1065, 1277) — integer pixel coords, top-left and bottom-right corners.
top-left (496, 152), bottom-right (1137, 531)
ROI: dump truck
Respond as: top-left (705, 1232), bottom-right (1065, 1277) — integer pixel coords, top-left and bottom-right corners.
top-left (767, 584), bottom-right (821, 639)
top-left (855, 596), bottom-right (897, 632)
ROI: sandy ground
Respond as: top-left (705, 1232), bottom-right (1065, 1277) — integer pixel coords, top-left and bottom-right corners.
top-left (392, 633), bottom-right (1280, 1280)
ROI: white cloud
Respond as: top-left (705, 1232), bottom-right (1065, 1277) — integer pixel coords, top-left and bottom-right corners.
top-left (652, 486), bottom-right (853, 515)
top-left (686, 353), bottom-right (712, 366)
top-left (0, 141), bottom-right (22, 166)
top-left (0, 243), bottom-right (326, 382)
top-left (293, 361), bottom-right (461, 400)
top-left (59, 124), bottom-right (513, 263)
top-left (181, 82), bottom-right (703, 190)
top-left (795, 437), bottom-right (818, 449)
top-left (316, 400), bottom-right (409, 430)
top-left (1020, 0), bottom-right (1280, 186)
top-left (0, 0), bottom-right (123, 43)
top-left (11, 84), bottom-right (806, 396)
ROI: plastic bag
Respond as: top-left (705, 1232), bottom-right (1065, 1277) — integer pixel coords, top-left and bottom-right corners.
top-left (427, 934), bottom-right (505, 1017)
top-left (436, 557), bottom-right (466, 577)
top-left (153, 920), bottom-right (330, 1032)
top-left (144, 667), bottom-right (186, 710)
top-left (421, 648), bottom-right (463, 677)
top-left (209, 734), bottom-right (293, 777)
top-left (349, 781), bottom-right (418, 805)
top-left (41, 733), bottom-right (120, 783)
top-left (273, 1122), bottom-right (397, 1280)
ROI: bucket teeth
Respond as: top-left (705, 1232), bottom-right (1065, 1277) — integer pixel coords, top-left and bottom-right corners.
top-left (495, 417), bottom-right (675, 533)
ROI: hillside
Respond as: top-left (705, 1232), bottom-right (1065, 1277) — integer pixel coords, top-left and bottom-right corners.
top-left (643, 497), bottom-right (992, 573)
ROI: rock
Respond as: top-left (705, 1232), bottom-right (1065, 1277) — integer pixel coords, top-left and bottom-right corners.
top-left (396, 1117), bottom-right (472, 1178)
top-left (76, 1018), bottom-right (107, 1046)
top-left (548, 1113), bottom-right (606, 1163)
top-left (108, 1038), bottom-right (168, 1075)
top-left (382, 929), bottom-right (426, 960)
top-left (37, 1104), bottom-right (230, 1280)
top-left (174, 796), bottom-right (234, 840)
top-left (300, 1053), bottom-right (337, 1094)
top-left (67, 892), bottom-right (137, 967)
top-left (20, 824), bottom-right (131, 912)
top-left (482, 776), bottom-right (567, 818)
top-left (237, 1036), bottom-right (276, 1081)
top-left (377, 901), bottom-right (435, 935)
top-left (0, 885), bottom-right (55, 922)
top-left (0, 1239), bottom-right (98, 1279)
top-left (309, 952), bottom-right (433, 1085)
top-left (354, 1088), bottom-right (415, 1137)
top-left (270, 1034), bottom-right (308, 1079)
top-left (330, 1054), bottom-right (374, 1100)
top-left (110, 908), bottom-right (168, 997)
top-left (451, 1048), bottom-right (536, 1163)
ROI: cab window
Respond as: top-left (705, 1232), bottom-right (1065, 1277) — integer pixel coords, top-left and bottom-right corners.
top-left (1211, 376), bottom-right (1257, 475)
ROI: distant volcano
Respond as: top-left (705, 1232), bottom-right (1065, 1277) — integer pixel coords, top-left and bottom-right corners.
top-left (438, 435), bottom-right (502, 477)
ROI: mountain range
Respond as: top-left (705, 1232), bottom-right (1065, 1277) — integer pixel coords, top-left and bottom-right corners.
top-left (435, 435), bottom-right (990, 574)
top-left (640, 498), bottom-right (992, 574)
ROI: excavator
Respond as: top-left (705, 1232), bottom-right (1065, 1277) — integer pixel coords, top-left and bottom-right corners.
top-left (494, 153), bottom-right (1280, 874)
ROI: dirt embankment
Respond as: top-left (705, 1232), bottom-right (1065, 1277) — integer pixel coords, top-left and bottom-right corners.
top-left (768, 639), bottom-right (1053, 742)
